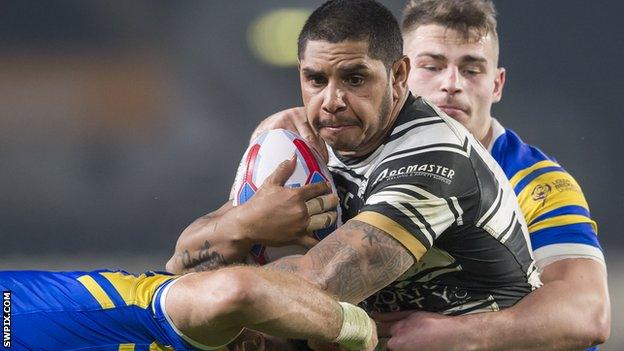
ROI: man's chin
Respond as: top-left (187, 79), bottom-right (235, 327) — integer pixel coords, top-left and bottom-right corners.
top-left (322, 137), bottom-right (359, 154)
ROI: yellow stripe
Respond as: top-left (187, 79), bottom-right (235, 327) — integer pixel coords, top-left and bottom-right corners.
top-left (76, 275), bottom-right (116, 309)
top-left (528, 214), bottom-right (598, 233)
top-left (509, 160), bottom-right (560, 188)
top-left (354, 211), bottom-right (427, 260)
top-left (516, 171), bottom-right (591, 224)
top-left (149, 342), bottom-right (175, 351)
top-left (100, 272), bottom-right (176, 309)
top-left (118, 344), bottom-right (135, 351)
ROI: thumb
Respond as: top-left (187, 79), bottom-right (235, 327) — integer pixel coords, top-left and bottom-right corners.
top-left (265, 154), bottom-right (297, 186)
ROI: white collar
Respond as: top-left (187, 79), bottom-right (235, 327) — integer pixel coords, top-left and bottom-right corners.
top-left (486, 118), bottom-right (506, 152)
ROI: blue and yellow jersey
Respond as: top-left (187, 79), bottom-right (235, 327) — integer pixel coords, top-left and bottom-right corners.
top-left (489, 119), bottom-right (604, 267)
top-left (0, 269), bottom-right (225, 351)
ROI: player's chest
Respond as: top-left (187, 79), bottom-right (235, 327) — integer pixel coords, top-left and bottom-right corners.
top-left (330, 170), bottom-right (370, 222)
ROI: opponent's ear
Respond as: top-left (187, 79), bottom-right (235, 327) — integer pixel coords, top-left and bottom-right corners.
top-left (492, 67), bottom-right (506, 103)
top-left (391, 55), bottom-right (410, 100)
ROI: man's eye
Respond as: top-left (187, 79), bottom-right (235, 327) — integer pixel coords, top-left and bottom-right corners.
top-left (422, 65), bottom-right (441, 72)
top-left (347, 76), bottom-right (364, 86)
top-left (463, 67), bottom-right (482, 75)
top-left (308, 76), bottom-right (327, 86)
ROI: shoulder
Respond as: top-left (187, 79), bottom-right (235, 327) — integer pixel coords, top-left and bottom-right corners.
top-left (493, 127), bottom-right (604, 266)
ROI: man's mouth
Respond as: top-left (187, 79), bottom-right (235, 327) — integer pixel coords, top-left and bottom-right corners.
top-left (438, 105), bottom-right (467, 118)
top-left (320, 125), bottom-right (356, 133)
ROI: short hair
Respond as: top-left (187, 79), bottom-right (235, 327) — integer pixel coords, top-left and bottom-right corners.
top-left (298, 0), bottom-right (403, 69)
top-left (402, 0), bottom-right (498, 43)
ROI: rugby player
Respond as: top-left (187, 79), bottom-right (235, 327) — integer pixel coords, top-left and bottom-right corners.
top-left (0, 161), bottom-right (375, 351)
top-left (254, 1), bottom-right (611, 350)
top-left (171, 1), bottom-right (541, 349)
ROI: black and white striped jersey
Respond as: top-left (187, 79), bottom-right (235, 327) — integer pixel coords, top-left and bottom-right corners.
top-left (329, 94), bottom-right (541, 315)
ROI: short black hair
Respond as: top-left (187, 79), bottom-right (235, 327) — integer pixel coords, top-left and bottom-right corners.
top-left (298, 0), bottom-right (403, 68)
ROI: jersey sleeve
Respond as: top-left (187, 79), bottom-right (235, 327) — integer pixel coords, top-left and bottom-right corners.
top-left (509, 160), bottom-right (604, 267)
top-left (354, 148), bottom-right (476, 261)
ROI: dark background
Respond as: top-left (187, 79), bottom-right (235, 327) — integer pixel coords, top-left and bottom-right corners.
top-left (0, 0), bottom-right (622, 345)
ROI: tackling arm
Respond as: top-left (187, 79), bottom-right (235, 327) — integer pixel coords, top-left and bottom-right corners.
top-left (166, 266), bottom-right (378, 350)
top-left (378, 258), bottom-right (610, 351)
top-left (466, 258), bottom-right (610, 351)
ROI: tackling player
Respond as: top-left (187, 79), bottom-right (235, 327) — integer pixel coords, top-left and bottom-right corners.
top-left (1, 267), bottom-right (376, 351)
top-left (1, 161), bottom-right (376, 351)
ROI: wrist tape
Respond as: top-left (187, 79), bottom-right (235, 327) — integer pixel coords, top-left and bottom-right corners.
top-left (333, 302), bottom-right (373, 350)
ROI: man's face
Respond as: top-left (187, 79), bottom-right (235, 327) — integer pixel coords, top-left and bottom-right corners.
top-left (403, 24), bottom-right (505, 140)
top-left (299, 40), bottom-right (395, 157)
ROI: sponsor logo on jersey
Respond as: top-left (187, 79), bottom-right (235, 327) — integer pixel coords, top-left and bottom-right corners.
top-left (2, 291), bottom-right (10, 348)
top-left (552, 178), bottom-right (580, 193)
top-left (531, 183), bottom-right (551, 201)
top-left (374, 164), bottom-right (455, 185)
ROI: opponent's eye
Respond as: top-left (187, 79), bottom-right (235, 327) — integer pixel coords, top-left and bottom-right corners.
top-left (422, 65), bottom-right (442, 72)
top-left (463, 67), bottom-right (482, 76)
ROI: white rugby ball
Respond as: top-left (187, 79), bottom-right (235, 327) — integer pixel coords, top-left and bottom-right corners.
top-left (231, 129), bottom-right (340, 264)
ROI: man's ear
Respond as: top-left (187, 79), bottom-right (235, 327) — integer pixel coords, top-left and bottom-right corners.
top-left (391, 55), bottom-right (410, 100)
top-left (492, 67), bottom-right (506, 103)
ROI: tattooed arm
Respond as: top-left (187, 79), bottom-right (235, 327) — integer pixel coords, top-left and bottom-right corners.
top-left (268, 219), bottom-right (415, 304)
top-left (166, 201), bottom-right (244, 274)
top-left (167, 158), bottom-right (338, 274)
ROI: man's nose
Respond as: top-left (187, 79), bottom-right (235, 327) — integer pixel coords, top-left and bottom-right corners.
top-left (440, 67), bottom-right (463, 96)
top-left (322, 82), bottom-right (347, 114)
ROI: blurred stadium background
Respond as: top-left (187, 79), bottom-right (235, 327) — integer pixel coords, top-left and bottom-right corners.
top-left (0, 0), bottom-right (621, 347)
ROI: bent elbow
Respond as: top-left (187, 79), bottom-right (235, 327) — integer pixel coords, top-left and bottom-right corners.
top-left (591, 305), bottom-right (611, 345)
top-left (581, 298), bottom-right (611, 346)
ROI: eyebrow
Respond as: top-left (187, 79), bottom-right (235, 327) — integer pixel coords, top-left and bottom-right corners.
top-left (301, 67), bottom-right (323, 76)
top-left (301, 63), bottom-right (371, 77)
top-left (338, 63), bottom-right (371, 74)
top-left (416, 52), bottom-right (488, 64)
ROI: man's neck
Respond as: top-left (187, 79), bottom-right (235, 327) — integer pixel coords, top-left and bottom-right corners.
top-left (480, 123), bottom-right (495, 149)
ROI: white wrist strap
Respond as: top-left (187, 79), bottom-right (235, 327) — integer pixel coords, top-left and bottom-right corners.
top-left (334, 302), bottom-right (373, 350)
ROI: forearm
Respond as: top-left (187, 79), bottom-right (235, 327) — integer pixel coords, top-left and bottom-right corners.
top-left (166, 203), bottom-right (253, 274)
top-left (167, 267), bottom-right (355, 347)
top-left (267, 220), bottom-right (415, 304)
top-left (457, 259), bottom-right (610, 351)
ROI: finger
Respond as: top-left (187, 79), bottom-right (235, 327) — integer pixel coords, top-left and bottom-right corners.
top-left (294, 235), bottom-right (320, 249)
top-left (299, 181), bottom-right (332, 201)
top-left (306, 212), bottom-right (337, 232)
top-left (264, 155), bottom-right (297, 186)
top-left (371, 310), bottom-right (414, 322)
top-left (305, 194), bottom-right (338, 215)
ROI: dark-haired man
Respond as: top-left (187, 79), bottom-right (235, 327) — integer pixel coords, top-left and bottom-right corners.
top-left (172, 1), bottom-right (540, 349)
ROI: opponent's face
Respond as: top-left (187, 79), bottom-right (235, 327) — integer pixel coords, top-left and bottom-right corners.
top-left (299, 40), bottom-right (406, 157)
top-left (404, 24), bottom-right (505, 141)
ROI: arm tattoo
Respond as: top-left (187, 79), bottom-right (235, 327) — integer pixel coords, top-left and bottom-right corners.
top-left (269, 220), bottom-right (414, 303)
top-left (179, 240), bottom-right (227, 272)
top-left (361, 224), bottom-right (381, 246)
